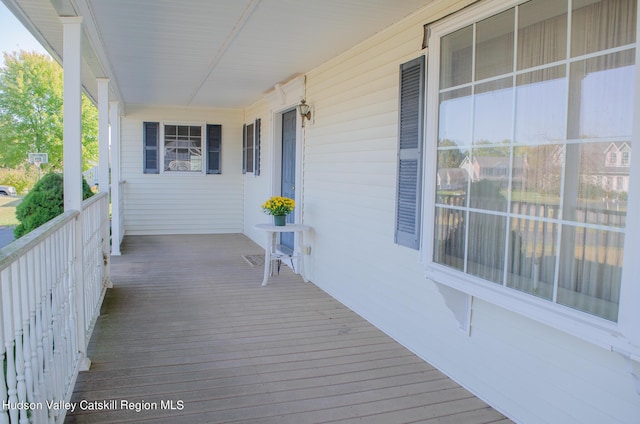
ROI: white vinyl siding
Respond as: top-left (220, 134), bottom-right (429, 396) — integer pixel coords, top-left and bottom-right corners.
top-left (122, 106), bottom-right (243, 235)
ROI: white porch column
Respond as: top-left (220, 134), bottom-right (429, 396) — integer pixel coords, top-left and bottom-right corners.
top-left (97, 78), bottom-right (111, 285)
top-left (61, 16), bottom-right (90, 370)
top-left (109, 101), bottom-right (122, 256)
top-left (97, 78), bottom-right (110, 193)
top-left (62, 16), bottom-right (83, 212)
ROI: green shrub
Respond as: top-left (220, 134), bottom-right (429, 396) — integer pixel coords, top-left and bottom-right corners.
top-left (14, 172), bottom-right (93, 238)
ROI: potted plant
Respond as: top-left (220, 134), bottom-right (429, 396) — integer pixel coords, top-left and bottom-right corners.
top-left (261, 196), bottom-right (295, 226)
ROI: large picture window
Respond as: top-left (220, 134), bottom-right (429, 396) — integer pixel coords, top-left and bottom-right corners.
top-left (428, 0), bottom-right (635, 322)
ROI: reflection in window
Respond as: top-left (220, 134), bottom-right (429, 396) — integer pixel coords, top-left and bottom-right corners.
top-left (164, 125), bottom-right (203, 172)
top-left (440, 26), bottom-right (473, 89)
top-left (433, 0), bottom-right (634, 321)
top-left (439, 87), bottom-right (472, 147)
top-left (473, 78), bottom-right (513, 145)
top-left (475, 9), bottom-right (514, 80)
top-left (515, 67), bottom-right (566, 145)
top-left (568, 51), bottom-right (635, 140)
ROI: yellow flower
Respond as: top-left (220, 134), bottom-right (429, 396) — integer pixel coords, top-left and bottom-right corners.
top-left (261, 196), bottom-right (295, 216)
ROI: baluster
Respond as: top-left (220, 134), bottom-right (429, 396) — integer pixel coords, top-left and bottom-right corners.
top-left (31, 245), bottom-right (45, 423)
top-left (0, 273), bottom-right (10, 424)
top-left (57, 225), bottom-right (67, 387)
top-left (61, 223), bottom-right (71, 394)
top-left (67, 221), bottom-right (78, 376)
top-left (82, 210), bottom-right (91, 335)
top-left (52, 226), bottom-right (65, 406)
top-left (1, 266), bottom-right (19, 424)
top-left (10, 260), bottom-right (28, 424)
top-left (25, 245), bottom-right (45, 422)
top-left (42, 235), bottom-right (57, 423)
top-left (66, 220), bottom-right (76, 395)
top-left (22, 253), bottom-right (35, 409)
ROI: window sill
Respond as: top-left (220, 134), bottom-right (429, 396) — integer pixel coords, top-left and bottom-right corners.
top-left (425, 262), bottom-right (639, 359)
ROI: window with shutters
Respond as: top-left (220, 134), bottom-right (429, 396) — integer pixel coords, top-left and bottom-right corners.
top-left (422, 0), bottom-right (639, 350)
top-left (164, 124), bottom-right (203, 172)
top-left (395, 56), bottom-right (425, 249)
top-left (142, 122), bottom-right (221, 174)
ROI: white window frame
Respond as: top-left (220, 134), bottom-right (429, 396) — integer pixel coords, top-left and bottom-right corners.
top-left (161, 122), bottom-right (206, 174)
top-left (421, 0), bottom-right (640, 358)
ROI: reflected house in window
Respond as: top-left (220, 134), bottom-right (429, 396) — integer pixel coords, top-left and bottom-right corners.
top-left (436, 168), bottom-right (468, 191)
top-left (552, 142), bottom-right (631, 193)
top-left (458, 155), bottom-right (527, 189)
top-left (600, 143), bottom-right (630, 192)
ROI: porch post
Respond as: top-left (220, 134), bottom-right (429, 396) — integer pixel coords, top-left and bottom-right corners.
top-left (109, 101), bottom-right (122, 255)
top-left (61, 16), bottom-right (90, 370)
top-left (97, 78), bottom-right (110, 194)
top-left (97, 78), bottom-right (111, 285)
top-left (62, 16), bottom-right (84, 212)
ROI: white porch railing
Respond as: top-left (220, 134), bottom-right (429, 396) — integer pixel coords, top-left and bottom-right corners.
top-left (0, 192), bottom-right (110, 423)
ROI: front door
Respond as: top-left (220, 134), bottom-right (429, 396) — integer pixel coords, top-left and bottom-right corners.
top-left (281, 109), bottom-right (297, 250)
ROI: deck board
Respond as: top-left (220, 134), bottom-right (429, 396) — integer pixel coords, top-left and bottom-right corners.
top-left (65, 234), bottom-right (510, 424)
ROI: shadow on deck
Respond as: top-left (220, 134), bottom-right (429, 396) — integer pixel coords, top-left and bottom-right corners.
top-left (65, 234), bottom-right (511, 424)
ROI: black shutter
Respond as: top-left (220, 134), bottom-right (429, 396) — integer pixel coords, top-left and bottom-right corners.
top-left (246, 123), bottom-right (254, 173)
top-left (395, 56), bottom-right (425, 249)
top-left (254, 119), bottom-right (261, 176)
top-left (206, 124), bottom-right (222, 174)
top-left (242, 123), bottom-right (247, 174)
top-left (143, 122), bottom-right (159, 174)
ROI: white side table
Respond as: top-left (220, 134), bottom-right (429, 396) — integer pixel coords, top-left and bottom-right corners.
top-left (253, 223), bottom-right (311, 286)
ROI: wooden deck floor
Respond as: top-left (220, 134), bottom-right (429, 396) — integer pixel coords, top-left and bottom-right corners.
top-left (65, 234), bottom-right (511, 424)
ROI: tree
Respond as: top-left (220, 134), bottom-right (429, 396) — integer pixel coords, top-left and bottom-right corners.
top-left (0, 51), bottom-right (98, 172)
top-left (437, 139), bottom-right (466, 168)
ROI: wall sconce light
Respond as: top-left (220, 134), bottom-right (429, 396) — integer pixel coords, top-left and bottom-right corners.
top-left (298, 99), bottom-right (311, 126)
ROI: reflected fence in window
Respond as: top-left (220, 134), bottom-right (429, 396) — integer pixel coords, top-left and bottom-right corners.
top-left (434, 193), bottom-right (624, 321)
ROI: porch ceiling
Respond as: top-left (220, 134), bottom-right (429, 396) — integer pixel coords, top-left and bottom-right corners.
top-left (3, 0), bottom-right (434, 110)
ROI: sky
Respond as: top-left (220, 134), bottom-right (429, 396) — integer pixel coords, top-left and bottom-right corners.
top-left (0, 2), bottom-right (49, 62)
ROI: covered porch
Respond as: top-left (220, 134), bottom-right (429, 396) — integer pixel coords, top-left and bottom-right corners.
top-left (65, 234), bottom-right (510, 424)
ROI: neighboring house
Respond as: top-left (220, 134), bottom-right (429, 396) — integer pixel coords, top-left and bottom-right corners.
top-left (553, 142), bottom-right (631, 194)
top-left (459, 155), bottom-right (527, 188)
top-left (586, 142), bottom-right (631, 194)
top-left (4, 0), bottom-right (640, 423)
top-left (436, 167), bottom-right (468, 191)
